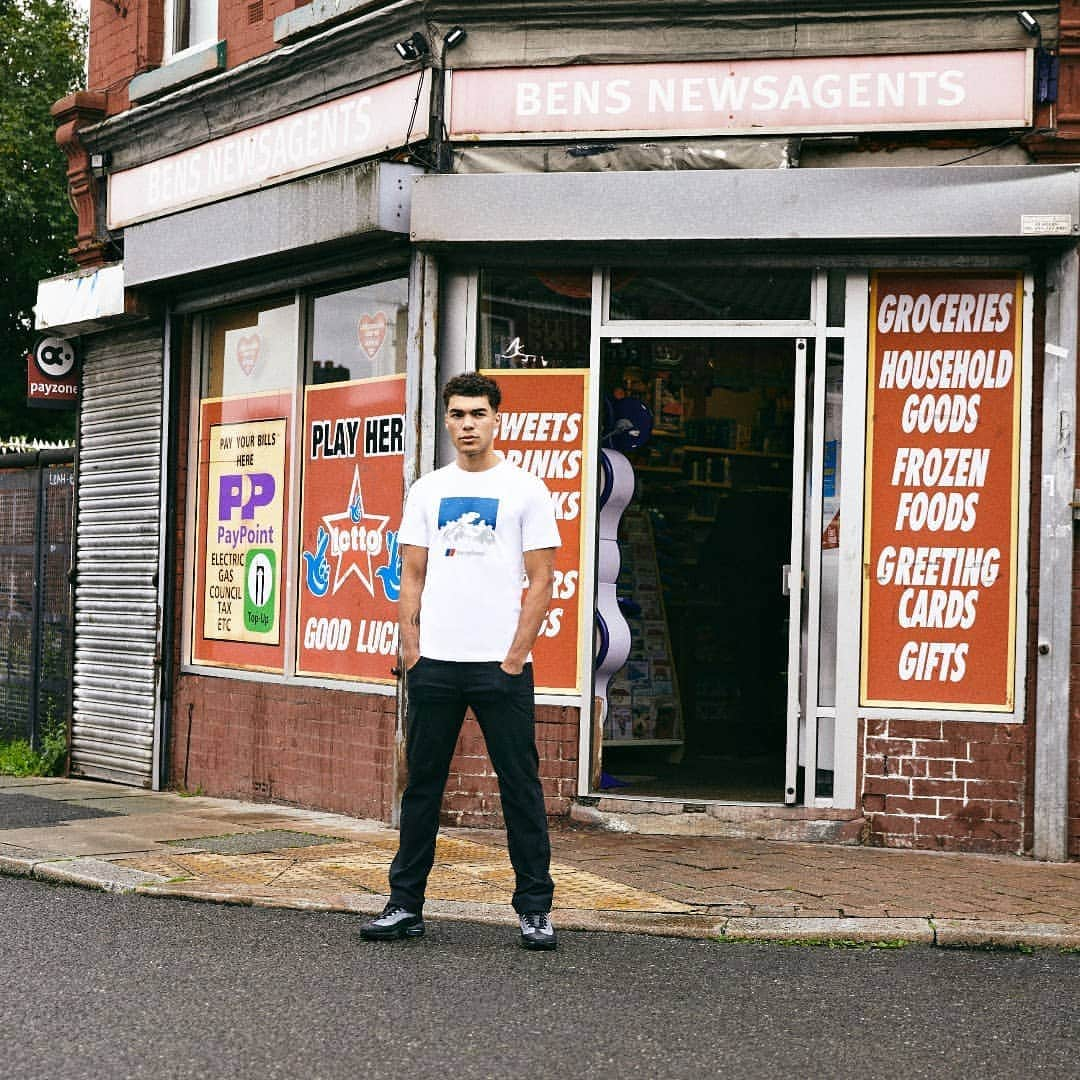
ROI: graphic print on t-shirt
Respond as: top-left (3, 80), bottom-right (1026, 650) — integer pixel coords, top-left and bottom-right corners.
top-left (437, 496), bottom-right (499, 557)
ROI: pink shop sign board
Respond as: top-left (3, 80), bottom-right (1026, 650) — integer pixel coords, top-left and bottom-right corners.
top-left (108, 72), bottom-right (430, 228)
top-left (447, 52), bottom-right (1032, 140)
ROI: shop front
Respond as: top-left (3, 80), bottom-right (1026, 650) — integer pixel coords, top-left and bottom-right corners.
top-left (414, 159), bottom-right (1077, 856)
top-left (36, 6), bottom-right (1080, 858)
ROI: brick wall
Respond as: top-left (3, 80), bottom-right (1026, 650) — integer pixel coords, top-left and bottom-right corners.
top-left (88, 0), bottom-right (165, 114)
top-left (441, 704), bottom-right (580, 827)
top-left (170, 675), bottom-right (398, 818)
top-left (87, 0), bottom-right (298, 116)
top-left (861, 717), bottom-right (1026, 853)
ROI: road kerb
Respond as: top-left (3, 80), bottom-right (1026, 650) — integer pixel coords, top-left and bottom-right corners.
top-left (933, 919), bottom-right (1080, 951)
top-left (32, 858), bottom-right (169, 894)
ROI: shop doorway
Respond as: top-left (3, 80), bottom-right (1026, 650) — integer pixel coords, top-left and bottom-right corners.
top-left (597, 336), bottom-right (806, 802)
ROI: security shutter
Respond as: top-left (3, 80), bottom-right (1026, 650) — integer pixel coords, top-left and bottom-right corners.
top-left (72, 326), bottom-right (164, 786)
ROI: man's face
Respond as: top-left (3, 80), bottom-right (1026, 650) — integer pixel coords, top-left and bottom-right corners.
top-left (445, 393), bottom-right (499, 458)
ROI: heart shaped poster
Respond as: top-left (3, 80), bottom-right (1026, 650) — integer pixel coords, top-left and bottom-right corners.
top-left (235, 333), bottom-right (261, 376)
top-left (358, 312), bottom-right (387, 359)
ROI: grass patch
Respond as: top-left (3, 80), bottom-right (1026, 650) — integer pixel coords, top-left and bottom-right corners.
top-left (0, 732), bottom-right (67, 778)
top-left (718, 935), bottom-right (911, 950)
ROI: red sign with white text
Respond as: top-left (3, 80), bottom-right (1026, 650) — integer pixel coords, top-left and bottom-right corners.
top-left (296, 375), bottom-right (406, 682)
top-left (482, 368), bottom-right (589, 695)
top-left (861, 273), bottom-right (1023, 710)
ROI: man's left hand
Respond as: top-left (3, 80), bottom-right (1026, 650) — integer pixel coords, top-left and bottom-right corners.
top-left (500, 660), bottom-right (525, 676)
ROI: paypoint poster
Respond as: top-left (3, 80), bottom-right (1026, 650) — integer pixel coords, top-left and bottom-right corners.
top-left (862, 272), bottom-right (1023, 710)
top-left (193, 392), bottom-right (291, 671)
top-left (481, 368), bottom-right (589, 695)
top-left (297, 374), bottom-right (406, 682)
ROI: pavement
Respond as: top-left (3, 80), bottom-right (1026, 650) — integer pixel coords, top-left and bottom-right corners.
top-left (2, 775), bottom-right (1079, 950)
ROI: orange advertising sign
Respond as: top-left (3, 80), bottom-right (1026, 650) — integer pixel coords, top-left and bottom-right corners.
top-left (481, 368), bottom-right (589, 695)
top-left (297, 374), bottom-right (406, 682)
top-left (193, 392), bottom-right (293, 672)
top-left (862, 272), bottom-right (1023, 710)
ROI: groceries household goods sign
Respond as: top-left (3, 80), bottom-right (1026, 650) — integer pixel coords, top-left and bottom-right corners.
top-left (448, 51), bottom-right (1031, 139)
top-left (108, 72), bottom-right (430, 228)
top-left (861, 272), bottom-right (1023, 711)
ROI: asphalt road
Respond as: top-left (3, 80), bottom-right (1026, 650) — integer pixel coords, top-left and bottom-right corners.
top-left (2, 875), bottom-right (1077, 1080)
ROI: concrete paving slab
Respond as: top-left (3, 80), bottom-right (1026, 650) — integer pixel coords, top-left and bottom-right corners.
top-left (0, 776), bottom-right (67, 788)
top-left (1, 780), bottom-right (145, 800)
top-left (0, 792), bottom-right (123, 828)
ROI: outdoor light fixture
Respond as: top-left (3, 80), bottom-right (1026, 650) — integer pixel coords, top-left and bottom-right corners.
top-left (394, 32), bottom-right (430, 61)
top-left (443, 26), bottom-right (467, 50)
top-left (1016, 10), bottom-right (1040, 36)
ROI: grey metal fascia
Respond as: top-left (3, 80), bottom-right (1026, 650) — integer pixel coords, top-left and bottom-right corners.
top-left (124, 162), bottom-right (421, 288)
top-left (410, 166), bottom-right (1080, 245)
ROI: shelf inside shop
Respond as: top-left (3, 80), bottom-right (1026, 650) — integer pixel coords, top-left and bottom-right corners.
top-left (683, 445), bottom-right (792, 460)
top-left (602, 739), bottom-right (685, 747)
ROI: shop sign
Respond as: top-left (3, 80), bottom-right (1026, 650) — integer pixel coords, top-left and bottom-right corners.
top-left (448, 51), bottom-right (1031, 140)
top-left (193, 394), bottom-right (291, 671)
top-left (27, 336), bottom-right (78, 408)
top-left (480, 368), bottom-right (589, 695)
top-left (861, 272), bottom-right (1023, 711)
top-left (296, 375), bottom-right (406, 682)
top-left (108, 72), bottom-right (430, 229)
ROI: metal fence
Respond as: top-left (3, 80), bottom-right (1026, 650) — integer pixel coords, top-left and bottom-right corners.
top-left (0, 451), bottom-right (75, 750)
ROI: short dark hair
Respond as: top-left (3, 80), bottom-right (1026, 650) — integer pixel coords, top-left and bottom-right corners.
top-left (442, 372), bottom-right (502, 411)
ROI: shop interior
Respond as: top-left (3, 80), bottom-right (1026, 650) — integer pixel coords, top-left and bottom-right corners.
top-left (599, 337), bottom-right (796, 803)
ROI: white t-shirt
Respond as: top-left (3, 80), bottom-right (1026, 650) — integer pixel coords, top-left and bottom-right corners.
top-left (397, 459), bottom-right (561, 662)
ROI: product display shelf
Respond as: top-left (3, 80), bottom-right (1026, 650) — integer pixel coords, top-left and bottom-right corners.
top-left (602, 506), bottom-right (684, 752)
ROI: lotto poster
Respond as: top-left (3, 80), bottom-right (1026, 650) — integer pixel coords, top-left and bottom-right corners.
top-left (297, 374), bottom-right (406, 681)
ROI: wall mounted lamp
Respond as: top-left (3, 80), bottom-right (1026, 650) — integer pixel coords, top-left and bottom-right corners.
top-left (394, 32), bottom-right (430, 62)
top-left (1016, 10), bottom-right (1040, 37)
top-left (443, 26), bottom-right (467, 51)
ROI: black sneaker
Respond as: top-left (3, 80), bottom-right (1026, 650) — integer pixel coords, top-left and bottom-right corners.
top-left (360, 904), bottom-right (425, 941)
top-left (519, 912), bottom-right (557, 951)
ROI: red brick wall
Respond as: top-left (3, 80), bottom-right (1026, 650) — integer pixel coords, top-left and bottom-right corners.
top-left (88, 0), bottom-right (164, 114)
top-left (441, 704), bottom-right (580, 827)
top-left (87, 0), bottom-right (300, 116)
top-left (861, 717), bottom-right (1026, 853)
top-left (170, 675), bottom-right (398, 818)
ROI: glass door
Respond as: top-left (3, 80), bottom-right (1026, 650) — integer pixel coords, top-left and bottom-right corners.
top-left (596, 335), bottom-right (810, 803)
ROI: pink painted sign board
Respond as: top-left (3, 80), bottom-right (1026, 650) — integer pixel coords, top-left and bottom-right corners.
top-left (448, 52), bottom-right (1031, 139)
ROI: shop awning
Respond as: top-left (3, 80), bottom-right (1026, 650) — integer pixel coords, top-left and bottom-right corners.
top-left (123, 161), bottom-right (420, 288)
top-left (409, 164), bottom-right (1080, 248)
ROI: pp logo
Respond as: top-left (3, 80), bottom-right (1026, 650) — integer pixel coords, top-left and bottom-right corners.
top-left (34, 337), bottom-right (76, 378)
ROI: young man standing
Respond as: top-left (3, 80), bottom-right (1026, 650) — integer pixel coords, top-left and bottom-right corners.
top-left (360, 372), bottom-right (560, 951)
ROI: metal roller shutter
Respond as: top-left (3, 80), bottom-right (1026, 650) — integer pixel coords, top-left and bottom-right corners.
top-left (71, 326), bottom-right (164, 786)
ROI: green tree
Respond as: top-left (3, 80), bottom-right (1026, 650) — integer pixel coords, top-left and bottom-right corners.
top-left (0, 0), bottom-right (86, 443)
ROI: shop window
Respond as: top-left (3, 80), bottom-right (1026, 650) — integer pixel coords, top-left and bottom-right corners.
top-left (310, 280), bottom-right (408, 383)
top-left (205, 299), bottom-right (298, 398)
top-left (188, 278), bottom-right (409, 683)
top-left (166, 0), bottom-right (218, 57)
top-left (478, 270), bottom-right (591, 368)
top-left (608, 269), bottom-right (812, 322)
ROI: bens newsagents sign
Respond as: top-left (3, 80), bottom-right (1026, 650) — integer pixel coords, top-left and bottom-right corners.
top-left (108, 72), bottom-right (429, 228)
top-left (447, 52), bottom-right (1032, 140)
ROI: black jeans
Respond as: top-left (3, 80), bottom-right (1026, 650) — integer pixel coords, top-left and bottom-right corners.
top-left (388, 658), bottom-right (554, 915)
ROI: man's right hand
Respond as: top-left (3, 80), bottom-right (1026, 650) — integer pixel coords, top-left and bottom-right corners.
top-left (403, 647), bottom-right (421, 671)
